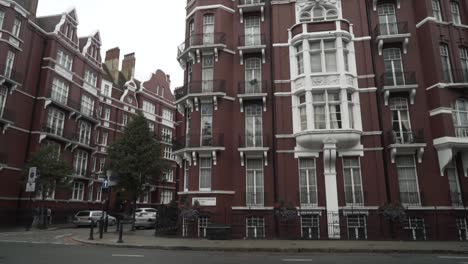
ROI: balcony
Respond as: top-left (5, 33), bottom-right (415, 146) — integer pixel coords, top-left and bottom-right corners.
top-left (238, 0), bottom-right (265, 23)
top-left (440, 69), bottom-right (468, 88)
top-left (238, 80), bottom-right (268, 112)
top-left (71, 132), bottom-right (96, 151)
top-left (238, 34), bottom-right (266, 64)
top-left (45, 92), bottom-right (80, 114)
top-left (381, 71), bottom-right (418, 105)
top-left (177, 33), bottom-right (227, 66)
top-left (386, 129), bottom-right (426, 163)
top-left (374, 22), bottom-right (411, 55)
top-left (238, 134), bottom-right (270, 166)
top-left (0, 64), bottom-right (23, 91)
top-left (173, 133), bottom-right (225, 165)
top-left (174, 80), bottom-right (226, 111)
top-left (434, 125), bottom-right (468, 176)
top-left (76, 108), bottom-right (100, 125)
top-left (0, 108), bottom-right (15, 134)
top-left (40, 124), bottom-right (72, 143)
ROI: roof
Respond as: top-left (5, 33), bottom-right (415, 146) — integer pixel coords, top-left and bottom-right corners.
top-left (36, 15), bottom-right (61, 32)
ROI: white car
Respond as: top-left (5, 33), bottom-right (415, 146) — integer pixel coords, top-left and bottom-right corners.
top-left (134, 208), bottom-right (157, 229)
top-left (73, 210), bottom-right (116, 227)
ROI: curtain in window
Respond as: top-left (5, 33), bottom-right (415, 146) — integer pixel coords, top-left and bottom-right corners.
top-left (246, 159), bottom-right (264, 206)
top-left (299, 158), bottom-right (317, 205)
top-left (396, 156), bottom-right (420, 205)
top-left (199, 158), bottom-right (212, 190)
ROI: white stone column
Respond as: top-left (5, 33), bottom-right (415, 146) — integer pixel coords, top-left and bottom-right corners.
top-left (323, 139), bottom-right (340, 239)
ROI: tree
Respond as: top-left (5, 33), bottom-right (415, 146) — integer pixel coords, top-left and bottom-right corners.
top-left (26, 145), bottom-right (73, 228)
top-left (108, 112), bottom-right (166, 230)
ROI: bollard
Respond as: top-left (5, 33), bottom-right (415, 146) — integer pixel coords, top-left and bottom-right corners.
top-left (104, 216), bottom-right (108, 233)
top-left (88, 220), bottom-right (95, 240)
top-left (99, 219), bottom-right (104, 239)
top-left (117, 222), bottom-right (123, 243)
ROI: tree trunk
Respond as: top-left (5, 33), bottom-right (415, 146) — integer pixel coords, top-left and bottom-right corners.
top-left (131, 197), bottom-right (137, 231)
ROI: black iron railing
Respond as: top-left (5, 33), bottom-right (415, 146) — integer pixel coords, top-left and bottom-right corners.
top-left (374, 22), bottom-right (409, 37)
top-left (238, 80), bottom-right (267, 94)
top-left (174, 80), bottom-right (226, 100)
top-left (381, 71), bottom-right (417, 87)
top-left (238, 34), bottom-right (265, 47)
top-left (174, 133), bottom-right (225, 150)
top-left (387, 129), bottom-right (425, 144)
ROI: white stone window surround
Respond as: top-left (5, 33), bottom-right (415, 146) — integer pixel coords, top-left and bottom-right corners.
top-left (289, 33), bottom-right (361, 135)
top-left (295, 0), bottom-right (343, 24)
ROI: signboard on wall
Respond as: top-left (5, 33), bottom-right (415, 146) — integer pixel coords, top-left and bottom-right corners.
top-left (192, 197), bottom-right (216, 206)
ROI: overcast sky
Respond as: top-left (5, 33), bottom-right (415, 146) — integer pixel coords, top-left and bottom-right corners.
top-left (37, 0), bottom-right (186, 90)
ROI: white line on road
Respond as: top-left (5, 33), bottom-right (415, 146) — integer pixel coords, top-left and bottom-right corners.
top-left (54, 234), bottom-right (72, 239)
top-left (112, 254), bottom-right (144, 258)
top-left (282, 259), bottom-right (313, 262)
top-left (438, 256), bottom-right (468, 259)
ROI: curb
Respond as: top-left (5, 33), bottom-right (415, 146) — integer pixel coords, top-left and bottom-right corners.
top-left (71, 237), bottom-right (468, 255)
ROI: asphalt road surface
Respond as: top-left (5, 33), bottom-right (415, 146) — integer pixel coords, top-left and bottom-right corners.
top-left (0, 242), bottom-right (467, 264)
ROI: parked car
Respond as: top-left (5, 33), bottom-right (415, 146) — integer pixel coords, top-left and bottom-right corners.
top-left (134, 208), bottom-right (157, 229)
top-left (73, 210), bottom-right (116, 227)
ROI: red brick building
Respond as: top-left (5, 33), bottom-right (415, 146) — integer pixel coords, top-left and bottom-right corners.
top-left (174, 0), bottom-right (468, 240)
top-left (0, 0), bottom-right (176, 225)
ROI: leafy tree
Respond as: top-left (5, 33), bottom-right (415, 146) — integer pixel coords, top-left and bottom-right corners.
top-left (26, 145), bottom-right (73, 228)
top-left (108, 112), bottom-right (166, 230)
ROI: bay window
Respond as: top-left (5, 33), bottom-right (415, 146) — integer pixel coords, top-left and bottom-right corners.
top-left (0, 11), bottom-right (4, 30)
top-left (299, 94), bottom-right (307, 131)
top-left (203, 14), bottom-right (214, 44)
top-left (201, 103), bottom-right (213, 146)
top-left (296, 43), bottom-right (304, 75)
top-left (309, 39), bottom-right (337, 73)
top-left (0, 86), bottom-right (7, 116)
top-left (12, 18), bottom-right (21, 38)
top-left (5, 51), bottom-right (15, 78)
top-left (460, 47), bottom-right (468, 82)
top-left (184, 160), bottom-right (189, 192)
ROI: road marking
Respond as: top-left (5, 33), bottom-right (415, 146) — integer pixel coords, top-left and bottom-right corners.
top-left (54, 234), bottom-right (72, 239)
top-left (438, 256), bottom-right (468, 259)
top-left (112, 254), bottom-right (144, 258)
top-left (282, 259), bottom-right (313, 262)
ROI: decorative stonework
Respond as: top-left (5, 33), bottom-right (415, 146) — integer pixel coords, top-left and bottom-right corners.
top-left (296, 0), bottom-right (342, 24)
top-left (311, 75), bottom-right (340, 86)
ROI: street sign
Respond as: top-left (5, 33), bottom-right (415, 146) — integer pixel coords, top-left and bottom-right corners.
top-left (102, 180), bottom-right (109, 189)
top-left (28, 167), bottom-right (37, 183)
top-left (25, 182), bottom-right (36, 193)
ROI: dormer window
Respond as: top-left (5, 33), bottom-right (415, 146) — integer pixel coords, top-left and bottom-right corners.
top-left (64, 24), bottom-right (74, 40)
top-left (84, 70), bottom-right (97, 87)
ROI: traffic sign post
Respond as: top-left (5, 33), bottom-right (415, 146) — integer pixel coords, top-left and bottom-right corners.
top-left (25, 167), bottom-right (38, 193)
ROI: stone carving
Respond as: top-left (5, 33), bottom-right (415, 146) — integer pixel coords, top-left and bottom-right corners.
top-left (311, 75), bottom-right (340, 86)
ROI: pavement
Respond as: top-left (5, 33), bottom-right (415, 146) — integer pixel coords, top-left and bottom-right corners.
top-left (68, 228), bottom-right (468, 254)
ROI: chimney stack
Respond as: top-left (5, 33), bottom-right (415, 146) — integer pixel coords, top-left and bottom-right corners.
top-left (13, 0), bottom-right (38, 16)
top-left (105, 47), bottom-right (120, 82)
top-left (122, 53), bottom-right (136, 81)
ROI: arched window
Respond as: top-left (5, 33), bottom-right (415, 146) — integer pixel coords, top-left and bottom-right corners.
top-left (299, 4), bottom-right (339, 23)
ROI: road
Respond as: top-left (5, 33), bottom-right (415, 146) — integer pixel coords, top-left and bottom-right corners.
top-left (0, 242), bottom-right (467, 264)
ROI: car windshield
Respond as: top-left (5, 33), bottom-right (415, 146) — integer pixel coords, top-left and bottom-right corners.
top-left (76, 211), bottom-right (90, 217)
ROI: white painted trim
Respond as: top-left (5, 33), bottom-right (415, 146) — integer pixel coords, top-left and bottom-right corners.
top-left (416, 17), bottom-right (437, 28)
top-left (231, 206), bottom-right (273, 210)
top-left (430, 107), bottom-right (453, 116)
top-left (177, 191), bottom-right (235, 195)
top-left (274, 92), bottom-right (292, 97)
top-left (358, 74), bottom-right (375, 79)
top-left (186, 5), bottom-right (235, 20)
top-left (273, 43), bottom-right (289, 47)
top-left (353, 36), bottom-right (371, 42)
top-left (276, 134), bottom-right (295, 139)
top-left (362, 131), bottom-right (382, 136)
top-left (359, 87), bottom-right (377, 93)
top-left (363, 147), bottom-right (384, 151)
top-left (274, 80), bottom-right (291, 84)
